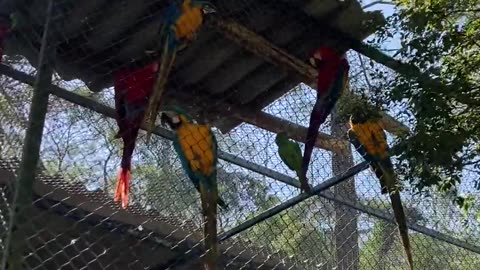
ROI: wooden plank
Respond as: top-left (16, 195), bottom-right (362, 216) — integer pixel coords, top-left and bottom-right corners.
top-left (208, 17), bottom-right (410, 135)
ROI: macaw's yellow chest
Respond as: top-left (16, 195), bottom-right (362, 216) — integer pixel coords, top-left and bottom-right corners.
top-left (350, 120), bottom-right (389, 158)
top-left (177, 122), bottom-right (215, 176)
top-left (174, 3), bottom-right (203, 40)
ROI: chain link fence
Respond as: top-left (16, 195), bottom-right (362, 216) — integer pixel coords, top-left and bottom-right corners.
top-left (0, 0), bottom-right (479, 269)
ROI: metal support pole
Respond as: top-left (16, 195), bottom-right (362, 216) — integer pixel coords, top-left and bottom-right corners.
top-left (218, 162), bottom-right (369, 241)
top-left (1, 1), bottom-right (54, 269)
top-left (1, 65), bottom-right (480, 255)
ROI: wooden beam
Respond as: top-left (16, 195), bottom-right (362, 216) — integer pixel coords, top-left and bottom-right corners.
top-left (208, 17), bottom-right (410, 136)
top-left (168, 88), bottom-right (348, 153)
top-left (236, 110), bottom-right (348, 153)
top-left (0, 63), bottom-right (345, 153)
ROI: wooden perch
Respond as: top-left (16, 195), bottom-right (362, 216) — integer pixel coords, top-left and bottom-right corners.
top-left (166, 86), bottom-right (347, 153)
top-left (208, 17), bottom-right (410, 136)
top-left (232, 110), bottom-right (348, 153)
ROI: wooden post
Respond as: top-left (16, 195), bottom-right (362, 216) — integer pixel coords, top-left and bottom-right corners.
top-left (331, 108), bottom-right (359, 270)
top-left (2, 1), bottom-right (54, 269)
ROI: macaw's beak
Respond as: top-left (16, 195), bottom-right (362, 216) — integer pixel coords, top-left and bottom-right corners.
top-left (160, 111), bottom-right (181, 129)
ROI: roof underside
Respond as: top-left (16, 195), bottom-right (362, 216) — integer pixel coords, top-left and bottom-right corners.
top-left (0, 158), bottom-right (299, 270)
top-left (4, 0), bottom-right (384, 132)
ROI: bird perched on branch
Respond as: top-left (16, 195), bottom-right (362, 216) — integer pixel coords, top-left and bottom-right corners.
top-left (161, 107), bottom-right (227, 270)
top-left (113, 62), bottom-right (159, 209)
top-left (347, 108), bottom-right (413, 270)
top-left (275, 132), bottom-right (305, 187)
top-left (144, 0), bottom-right (216, 142)
top-left (300, 46), bottom-right (349, 193)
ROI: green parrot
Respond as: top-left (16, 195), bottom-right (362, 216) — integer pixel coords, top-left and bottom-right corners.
top-left (275, 132), bottom-right (306, 187)
top-left (347, 110), bottom-right (413, 270)
top-left (160, 107), bottom-right (226, 270)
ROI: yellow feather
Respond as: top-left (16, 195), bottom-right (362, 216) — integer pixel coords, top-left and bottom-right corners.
top-left (349, 120), bottom-right (389, 158)
top-left (177, 120), bottom-right (215, 176)
top-left (175, 3), bottom-right (203, 40)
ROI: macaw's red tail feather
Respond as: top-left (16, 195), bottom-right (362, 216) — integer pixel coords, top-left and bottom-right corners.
top-left (300, 98), bottom-right (328, 193)
top-left (114, 167), bottom-right (131, 209)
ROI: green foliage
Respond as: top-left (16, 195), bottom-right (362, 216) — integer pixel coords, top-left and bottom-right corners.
top-left (336, 91), bottom-right (383, 123)
top-left (367, 0), bottom-right (480, 203)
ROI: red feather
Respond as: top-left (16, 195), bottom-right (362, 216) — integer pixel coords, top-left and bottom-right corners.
top-left (299, 47), bottom-right (349, 192)
top-left (113, 62), bottom-right (159, 209)
top-left (313, 47), bottom-right (348, 96)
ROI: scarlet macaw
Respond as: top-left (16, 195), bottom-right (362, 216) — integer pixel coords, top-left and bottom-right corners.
top-left (275, 132), bottom-right (304, 184)
top-left (144, 0), bottom-right (216, 141)
top-left (347, 112), bottom-right (413, 270)
top-left (161, 107), bottom-right (227, 270)
top-left (113, 62), bottom-right (159, 209)
top-left (300, 46), bottom-right (350, 193)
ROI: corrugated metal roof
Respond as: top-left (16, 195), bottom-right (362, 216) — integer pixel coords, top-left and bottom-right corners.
top-left (4, 0), bottom-right (384, 132)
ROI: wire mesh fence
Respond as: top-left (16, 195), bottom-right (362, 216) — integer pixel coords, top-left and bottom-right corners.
top-left (0, 0), bottom-right (479, 269)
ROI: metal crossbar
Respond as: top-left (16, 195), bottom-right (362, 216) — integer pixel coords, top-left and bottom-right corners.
top-left (0, 64), bottom-right (479, 257)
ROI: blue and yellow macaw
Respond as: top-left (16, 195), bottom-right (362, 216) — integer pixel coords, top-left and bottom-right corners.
top-left (347, 111), bottom-right (413, 270)
top-left (161, 107), bottom-right (226, 270)
top-left (144, 0), bottom-right (216, 141)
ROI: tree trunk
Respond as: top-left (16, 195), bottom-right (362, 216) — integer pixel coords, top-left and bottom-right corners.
top-left (331, 108), bottom-right (359, 270)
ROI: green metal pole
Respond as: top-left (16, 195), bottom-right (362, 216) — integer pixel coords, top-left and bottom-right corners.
top-left (2, 1), bottom-right (54, 269)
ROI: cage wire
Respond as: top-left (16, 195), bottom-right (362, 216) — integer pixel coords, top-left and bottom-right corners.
top-left (0, 0), bottom-right (479, 269)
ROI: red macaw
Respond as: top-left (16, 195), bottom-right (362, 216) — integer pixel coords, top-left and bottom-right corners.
top-left (300, 46), bottom-right (349, 192)
top-left (113, 62), bottom-right (159, 209)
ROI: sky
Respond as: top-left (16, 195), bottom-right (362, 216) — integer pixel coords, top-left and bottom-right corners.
top-left (364, 0), bottom-right (402, 54)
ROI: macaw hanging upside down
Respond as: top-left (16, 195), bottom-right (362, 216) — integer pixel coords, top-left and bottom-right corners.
top-left (300, 46), bottom-right (350, 193)
top-left (113, 62), bottom-right (159, 209)
top-left (161, 107), bottom-right (227, 270)
top-left (347, 110), bottom-right (413, 270)
top-left (143, 0), bottom-right (216, 141)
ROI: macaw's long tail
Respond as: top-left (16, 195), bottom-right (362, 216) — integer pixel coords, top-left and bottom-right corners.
top-left (295, 169), bottom-right (308, 190)
top-left (200, 185), bottom-right (218, 270)
top-left (115, 166), bottom-right (131, 209)
top-left (389, 191), bottom-right (413, 270)
top-left (380, 166), bottom-right (413, 270)
top-left (300, 98), bottom-right (328, 193)
top-left (145, 40), bottom-right (178, 143)
top-left (115, 137), bottom-right (137, 209)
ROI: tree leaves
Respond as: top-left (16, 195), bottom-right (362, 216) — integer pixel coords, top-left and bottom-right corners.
top-left (367, 0), bottom-right (480, 207)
